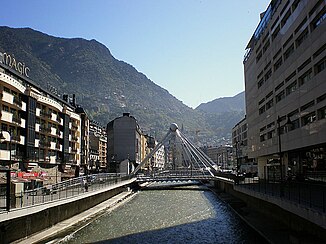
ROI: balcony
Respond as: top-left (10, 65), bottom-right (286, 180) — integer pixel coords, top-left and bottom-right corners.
top-left (13, 96), bottom-right (22, 108)
top-left (12, 115), bottom-right (22, 125)
top-left (39, 140), bottom-right (51, 148)
top-left (71, 135), bottom-right (78, 142)
top-left (71, 124), bottom-right (78, 131)
top-left (40, 111), bottom-right (52, 119)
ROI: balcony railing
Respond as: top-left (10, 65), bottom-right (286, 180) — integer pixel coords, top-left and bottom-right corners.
top-left (13, 96), bottom-right (22, 108)
top-left (39, 141), bottom-right (51, 148)
top-left (40, 111), bottom-right (52, 119)
top-left (12, 116), bottom-right (21, 125)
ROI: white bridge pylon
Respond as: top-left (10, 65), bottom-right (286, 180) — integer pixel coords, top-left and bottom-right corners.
top-left (131, 123), bottom-right (219, 177)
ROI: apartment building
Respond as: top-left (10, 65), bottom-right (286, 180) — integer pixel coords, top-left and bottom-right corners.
top-left (244, 0), bottom-right (326, 180)
top-left (0, 52), bottom-right (86, 184)
top-left (232, 117), bottom-right (257, 173)
top-left (106, 113), bottom-right (142, 172)
top-left (89, 120), bottom-right (107, 173)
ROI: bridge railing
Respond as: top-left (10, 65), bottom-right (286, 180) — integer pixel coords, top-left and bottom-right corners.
top-left (236, 179), bottom-right (326, 213)
top-left (0, 173), bottom-right (130, 213)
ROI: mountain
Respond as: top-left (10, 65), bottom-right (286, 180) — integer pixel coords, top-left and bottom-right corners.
top-left (196, 92), bottom-right (245, 114)
top-left (0, 26), bottom-right (244, 145)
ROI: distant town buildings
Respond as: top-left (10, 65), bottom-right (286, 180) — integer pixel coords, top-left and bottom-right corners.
top-left (242, 0), bottom-right (326, 180)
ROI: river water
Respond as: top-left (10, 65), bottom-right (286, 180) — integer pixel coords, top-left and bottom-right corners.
top-left (63, 183), bottom-right (266, 244)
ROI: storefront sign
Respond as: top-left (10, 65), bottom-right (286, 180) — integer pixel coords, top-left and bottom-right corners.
top-left (0, 52), bottom-right (30, 77)
top-left (17, 172), bottom-right (38, 178)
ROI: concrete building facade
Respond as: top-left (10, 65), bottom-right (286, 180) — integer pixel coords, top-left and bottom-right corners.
top-left (244, 0), bottom-right (326, 180)
top-left (106, 113), bottom-right (142, 172)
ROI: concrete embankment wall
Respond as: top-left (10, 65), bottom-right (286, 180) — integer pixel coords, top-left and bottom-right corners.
top-left (213, 179), bottom-right (326, 242)
top-left (0, 183), bottom-right (132, 243)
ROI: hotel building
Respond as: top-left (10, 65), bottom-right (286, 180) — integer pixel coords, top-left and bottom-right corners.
top-left (0, 52), bottom-right (87, 184)
top-left (244, 0), bottom-right (326, 180)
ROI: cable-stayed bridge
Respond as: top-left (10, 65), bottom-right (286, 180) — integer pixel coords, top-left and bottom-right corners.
top-left (132, 123), bottom-right (220, 183)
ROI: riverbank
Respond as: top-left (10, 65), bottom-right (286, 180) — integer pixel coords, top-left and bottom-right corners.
top-left (207, 184), bottom-right (325, 244)
top-left (13, 190), bottom-right (136, 244)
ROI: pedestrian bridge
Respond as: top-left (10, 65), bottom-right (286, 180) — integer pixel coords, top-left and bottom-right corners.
top-left (131, 123), bottom-right (220, 183)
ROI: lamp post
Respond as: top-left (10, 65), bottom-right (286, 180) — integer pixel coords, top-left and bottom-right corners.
top-left (235, 141), bottom-right (244, 174)
top-left (0, 131), bottom-right (11, 211)
top-left (277, 116), bottom-right (292, 182)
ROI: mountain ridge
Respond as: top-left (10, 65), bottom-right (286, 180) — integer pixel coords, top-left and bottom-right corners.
top-left (0, 26), bottom-right (244, 145)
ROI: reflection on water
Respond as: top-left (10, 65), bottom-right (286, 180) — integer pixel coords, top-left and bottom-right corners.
top-left (64, 183), bottom-right (266, 244)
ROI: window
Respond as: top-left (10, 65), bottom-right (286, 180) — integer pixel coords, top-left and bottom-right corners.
top-left (259, 105), bottom-right (266, 115)
top-left (286, 81), bottom-right (297, 95)
top-left (259, 98), bottom-right (265, 105)
top-left (284, 44), bottom-right (295, 60)
top-left (290, 119), bottom-right (300, 131)
top-left (266, 91), bottom-right (273, 99)
top-left (296, 28), bottom-right (309, 47)
top-left (276, 90), bottom-right (285, 103)
top-left (298, 68), bottom-right (312, 86)
top-left (318, 106), bottom-right (326, 120)
top-left (281, 9), bottom-right (291, 28)
top-left (260, 133), bottom-right (267, 142)
top-left (288, 109), bottom-right (299, 118)
top-left (267, 130), bottom-right (275, 139)
top-left (317, 93), bottom-right (326, 103)
top-left (275, 81), bottom-right (284, 91)
top-left (315, 57), bottom-right (326, 74)
top-left (314, 12), bottom-right (326, 29)
top-left (274, 57), bottom-right (283, 71)
top-left (280, 0), bottom-right (290, 17)
top-left (258, 78), bottom-right (264, 88)
top-left (256, 51), bottom-right (262, 62)
top-left (3, 105), bottom-right (9, 112)
top-left (313, 43), bottom-right (326, 59)
top-left (297, 58), bottom-right (311, 72)
top-left (302, 112), bottom-right (316, 126)
top-left (292, 0), bottom-right (301, 12)
top-left (266, 99), bottom-right (274, 110)
top-left (309, 0), bottom-right (323, 17)
top-left (283, 35), bottom-right (293, 49)
top-left (301, 101), bottom-right (315, 111)
top-left (272, 26), bottom-right (280, 40)
top-left (4, 87), bottom-right (10, 93)
top-left (273, 48), bottom-right (282, 60)
top-left (294, 17), bottom-right (307, 34)
top-left (285, 71), bottom-right (296, 83)
top-left (267, 122), bottom-right (275, 129)
top-left (271, 17), bottom-right (280, 31)
top-left (264, 61), bottom-right (271, 71)
top-left (263, 40), bottom-right (270, 52)
top-left (264, 69), bottom-right (272, 81)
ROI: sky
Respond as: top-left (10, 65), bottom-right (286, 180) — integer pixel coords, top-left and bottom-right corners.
top-left (1, 0), bottom-right (270, 108)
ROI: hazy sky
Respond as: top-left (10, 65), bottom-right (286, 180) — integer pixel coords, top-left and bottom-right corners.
top-left (2, 0), bottom-right (270, 108)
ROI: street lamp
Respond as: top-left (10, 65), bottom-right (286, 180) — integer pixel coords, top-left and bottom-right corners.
top-left (235, 141), bottom-right (244, 174)
top-left (277, 116), bottom-right (293, 182)
top-left (0, 131), bottom-right (11, 211)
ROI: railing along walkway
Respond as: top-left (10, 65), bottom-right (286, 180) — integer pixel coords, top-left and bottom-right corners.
top-left (0, 173), bottom-right (130, 213)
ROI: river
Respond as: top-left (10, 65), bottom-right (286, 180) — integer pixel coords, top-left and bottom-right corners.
top-left (62, 183), bottom-right (266, 244)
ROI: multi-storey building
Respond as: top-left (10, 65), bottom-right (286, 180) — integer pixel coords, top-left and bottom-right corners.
top-left (244, 0), bottom-right (326, 180)
top-left (106, 113), bottom-right (142, 172)
top-left (0, 52), bottom-right (86, 184)
top-left (204, 145), bottom-right (233, 171)
top-left (232, 116), bottom-right (257, 173)
top-left (89, 120), bottom-right (107, 173)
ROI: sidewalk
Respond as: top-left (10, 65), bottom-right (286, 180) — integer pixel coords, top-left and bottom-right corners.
top-left (13, 190), bottom-right (135, 244)
top-left (210, 187), bottom-right (325, 244)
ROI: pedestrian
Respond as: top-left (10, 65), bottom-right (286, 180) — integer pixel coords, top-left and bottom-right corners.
top-left (84, 179), bottom-right (88, 192)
